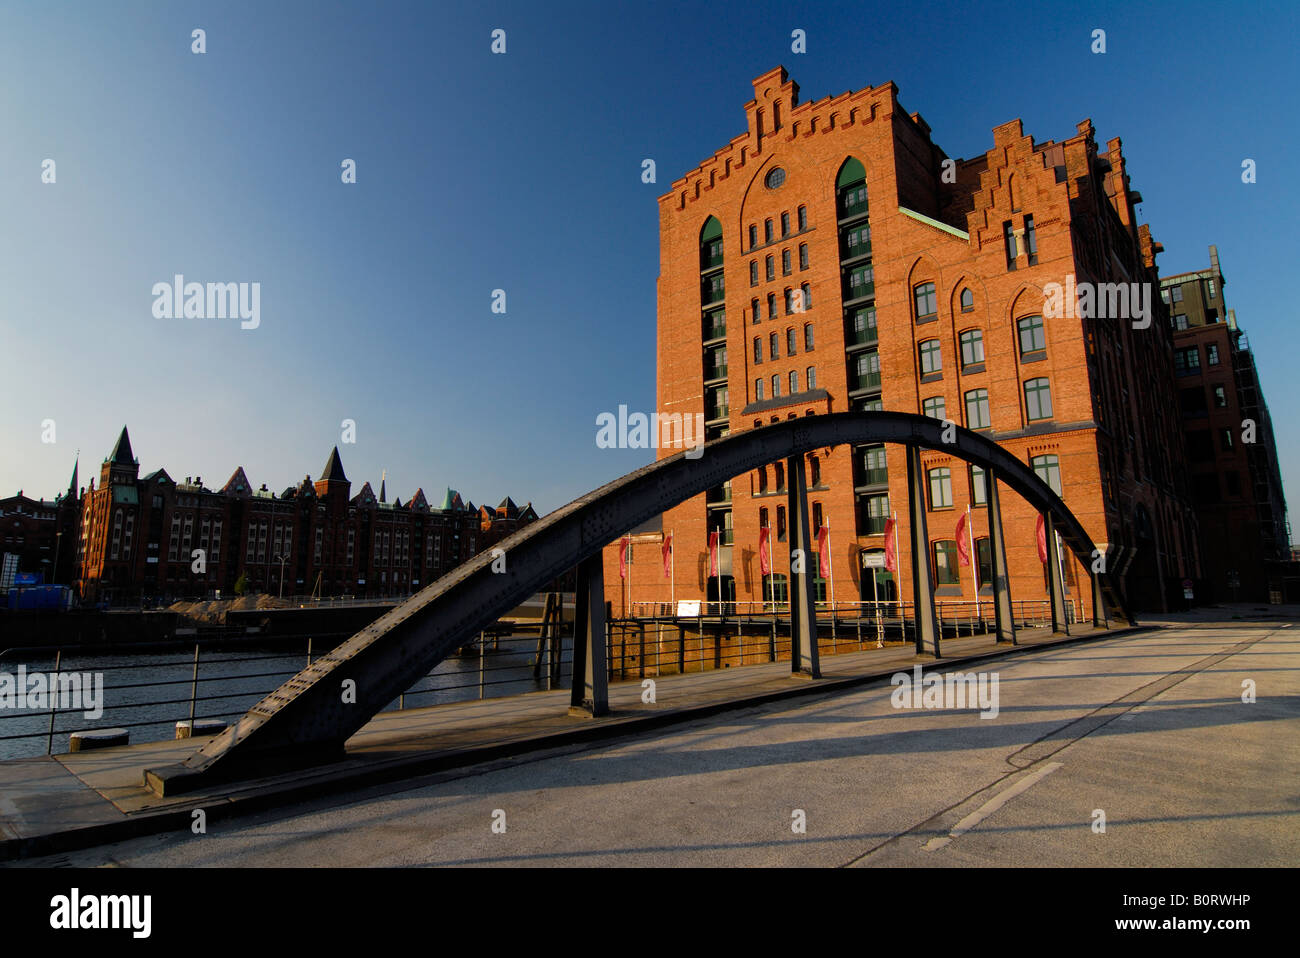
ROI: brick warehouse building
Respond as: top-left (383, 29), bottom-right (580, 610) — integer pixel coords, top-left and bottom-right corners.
top-left (602, 66), bottom-right (1201, 618)
top-left (1160, 246), bottom-right (1290, 602)
top-left (73, 427), bottom-right (537, 605)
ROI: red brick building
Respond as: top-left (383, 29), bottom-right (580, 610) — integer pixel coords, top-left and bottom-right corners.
top-left (603, 66), bottom-right (1200, 617)
top-left (74, 427), bottom-right (537, 605)
top-left (1161, 247), bottom-right (1290, 601)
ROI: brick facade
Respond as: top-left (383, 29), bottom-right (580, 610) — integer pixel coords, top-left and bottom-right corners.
top-left (604, 66), bottom-right (1200, 617)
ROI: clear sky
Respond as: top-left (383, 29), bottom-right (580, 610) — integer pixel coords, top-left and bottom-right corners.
top-left (1, 0), bottom-right (1297, 529)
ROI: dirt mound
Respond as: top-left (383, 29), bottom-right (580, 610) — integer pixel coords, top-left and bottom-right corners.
top-left (168, 595), bottom-right (294, 624)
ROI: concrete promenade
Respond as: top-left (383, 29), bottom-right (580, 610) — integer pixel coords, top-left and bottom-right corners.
top-left (1, 605), bottom-right (1295, 864)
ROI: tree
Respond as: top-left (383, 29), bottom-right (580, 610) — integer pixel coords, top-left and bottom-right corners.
top-left (233, 571), bottom-right (249, 596)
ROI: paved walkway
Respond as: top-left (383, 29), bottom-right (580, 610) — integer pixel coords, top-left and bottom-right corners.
top-left (0, 619), bottom-right (1155, 860)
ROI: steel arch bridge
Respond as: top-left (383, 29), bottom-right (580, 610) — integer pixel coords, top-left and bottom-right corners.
top-left (146, 412), bottom-right (1128, 795)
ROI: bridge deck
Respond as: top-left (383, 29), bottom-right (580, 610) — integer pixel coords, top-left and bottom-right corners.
top-left (0, 622), bottom-right (1136, 859)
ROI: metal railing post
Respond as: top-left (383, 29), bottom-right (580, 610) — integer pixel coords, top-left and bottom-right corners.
top-left (46, 649), bottom-right (61, 755)
top-left (189, 644), bottom-right (200, 725)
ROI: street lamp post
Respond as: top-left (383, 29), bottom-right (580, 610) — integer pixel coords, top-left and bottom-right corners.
top-left (276, 554), bottom-right (288, 599)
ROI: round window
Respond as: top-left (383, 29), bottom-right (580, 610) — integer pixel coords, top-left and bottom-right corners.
top-left (765, 167), bottom-right (786, 189)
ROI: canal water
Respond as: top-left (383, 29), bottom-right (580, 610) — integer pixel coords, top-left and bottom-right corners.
top-left (0, 636), bottom-right (573, 761)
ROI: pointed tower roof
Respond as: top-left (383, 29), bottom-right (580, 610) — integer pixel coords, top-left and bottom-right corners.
top-left (321, 447), bottom-right (347, 483)
top-left (68, 457), bottom-right (79, 499)
top-left (440, 487), bottom-right (459, 510)
top-left (222, 467), bottom-right (251, 496)
top-left (379, 469), bottom-right (387, 503)
top-left (109, 426), bottom-right (135, 465)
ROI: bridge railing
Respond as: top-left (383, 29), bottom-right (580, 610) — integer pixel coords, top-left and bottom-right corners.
top-left (0, 595), bottom-right (1080, 760)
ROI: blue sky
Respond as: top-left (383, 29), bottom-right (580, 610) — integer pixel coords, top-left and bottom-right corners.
top-left (1, 0), bottom-right (1297, 529)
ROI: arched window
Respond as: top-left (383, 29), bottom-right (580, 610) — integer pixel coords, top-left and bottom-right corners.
top-left (960, 288), bottom-right (974, 312)
top-left (836, 157), bottom-right (868, 217)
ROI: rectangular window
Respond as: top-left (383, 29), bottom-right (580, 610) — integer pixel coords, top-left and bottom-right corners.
top-left (1174, 347), bottom-right (1201, 375)
top-left (772, 374), bottom-right (780, 398)
top-left (749, 224), bottom-right (757, 249)
top-left (1221, 429), bottom-right (1234, 451)
top-left (799, 243), bottom-right (809, 269)
top-left (847, 264), bottom-right (874, 300)
top-left (850, 306), bottom-right (877, 345)
top-left (755, 378), bottom-right (764, 401)
top-left (860, 445), bottom-right (888, 486)
top-left (1171, 285), bottom-right (1183, 303)
top-left (970, 466), bottom-right (987, 506)
top-left (797, 206), bottom-right (807, 231)
top-left (1213, 384), bottom-right (1227, 407)
top-left (770, 332), bottom-right (779, 358)
top-left (782, 248), bottom-right (791, 275)
top-left (923, 396), bottom-right (946, 419)
top-left (1023, 215), bottom-right (1038, 265)
top-left (1207, 344), bottom-right (1220, 365)
top-left (1172, 313), bottom-right (1189, 331)
top-left (752, 299), bottom-right (760, 324)
top-left (845, 224), bottom-right (871, 259)
top-left (781, 212), bottom-right (790, 237)
top-left (1031, 454), bottom-right (1062, 496)
top-left (853, 350), bottom-right (881, 391)
top-left (766, 255), bottom-right (775, 281)
top-left (806, 366), bottom-right (816, 390)
top-left (1004, 220), bottom-right (1017, 269)
top-left (765, 219), bottom-right (774, 243)
top-left (914, 282), bottom-right (937, 321)
top-left (787, 327), bottom-right (797, 356)
top-left (919, 339), bottom-right (942, 375)
top-left (789, 370), bottom-right (799, 394)
top-left (750, 261), bottom-right (758, 286)
top-left (1017, 315), bottom-right (1046, 356)
top-left (928, 468), bottom-right (953, 509)
top-left (960, 329), bottom-right (984, 367)
top-left (754, 337), bottom-right (762, 363)
top-left (1024, 378), bottom-right (1053, 421)
top-left (1207, 278), bottom-right (1217, 300)
top-left (862, 494), bottom-right (890, 535)
top-left (933, 540), bottom-right (960, 586)
top-left (804, 324), bottom-right (814, 351)
top-left (768, 294), bottom-right (777, 318)
top-left (965, 389), bottom-right (991, 429)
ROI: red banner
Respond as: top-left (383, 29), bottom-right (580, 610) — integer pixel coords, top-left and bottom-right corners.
top-left (661, 532), bottom-right (672, 579)
top-left (708, 531), bottom-right (719, 577)
top-left (956, 513), bottom-right (970, 566)
top-left (1036, 515), bottom-right (1047, 563)
top-left (618, 536), bottom-right (631, 579)
top-left (883, 518), bottom-right (897, 572)
top-left (817, 525), bottom-right (830, 577)
top-left (758, 526), bottom-right (771, 575)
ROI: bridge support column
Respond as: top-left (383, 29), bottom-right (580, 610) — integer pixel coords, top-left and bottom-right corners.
top-left (1091, 568), bottom-right (1109, 629)
top-left (786, 454), bottom-right (821, 679)
top-left (905, 444), bottom-right (941, 657)
top-left (1044, 512), bottom-right (1069, 635)
top-left (570, 556), bottom-right (609, 716)
top-left (985, 468), bottom-right (1016, 645)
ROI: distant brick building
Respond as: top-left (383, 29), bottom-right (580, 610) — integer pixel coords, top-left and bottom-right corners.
top-left (72, 427), bottom-right (537, 605)
top-left (1161, 246), bottom-right (1290, 601)
top-left (0, 462), bottom-right (80, 589)
top-left (604, 66), bottom-right (1201, 617)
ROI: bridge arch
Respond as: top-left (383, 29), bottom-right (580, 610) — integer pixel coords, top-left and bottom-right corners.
top-left (147, 412), bottom-right (1124, 793)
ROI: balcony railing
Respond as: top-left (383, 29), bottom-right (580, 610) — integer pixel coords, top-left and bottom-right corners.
top-left (857, 466), bottom-right (888, 487)
top-left (704, 364), bottom-right (728, 381)
top-left (702, 322), bottom-right (726, 342)
top-left (706, 484), bottom-right (732, 504)
top-left (846, 325), bottom-right (878, 347)
top-left (850, 371), bottom-right (882, 392)
top-left (701, 280), bottom-right (725, 305)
